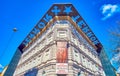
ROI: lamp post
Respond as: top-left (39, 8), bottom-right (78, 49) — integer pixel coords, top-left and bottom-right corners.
top-left (0, 27), bottom-right (18, 60)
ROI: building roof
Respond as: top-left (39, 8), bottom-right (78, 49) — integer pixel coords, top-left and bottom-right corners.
top-left (19, 4), bottom-right (102, 53)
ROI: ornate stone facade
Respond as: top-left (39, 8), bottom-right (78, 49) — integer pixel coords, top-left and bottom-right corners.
top-left (13, 20), bottom-right (105, 76)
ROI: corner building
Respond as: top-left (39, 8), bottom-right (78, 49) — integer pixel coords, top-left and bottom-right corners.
top-left (4, 4), bottom-right (116, 76)
top-left (13, 19), bottom-right (105, 76)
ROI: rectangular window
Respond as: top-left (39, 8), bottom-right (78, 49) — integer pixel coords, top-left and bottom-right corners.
top-left (57, 30), bottom-right (67, 37)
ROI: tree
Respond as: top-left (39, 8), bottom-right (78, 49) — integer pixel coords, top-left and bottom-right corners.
top-left (110, 21), bottom-right (120, 72)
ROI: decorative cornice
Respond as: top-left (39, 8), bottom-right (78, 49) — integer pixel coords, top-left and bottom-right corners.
top-left (19, 4), bottom-right (102, 53)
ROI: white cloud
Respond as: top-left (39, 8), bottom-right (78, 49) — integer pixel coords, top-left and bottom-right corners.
top-left (100, 4), bottom-right (120, 20)
top-left (110, 52), bottom-right (120, 65)
top-left (0, 64), bottom-right (4, 69)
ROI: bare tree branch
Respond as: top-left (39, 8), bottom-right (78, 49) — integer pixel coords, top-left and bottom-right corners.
top-left (109, 20), bottom-right (120, 67)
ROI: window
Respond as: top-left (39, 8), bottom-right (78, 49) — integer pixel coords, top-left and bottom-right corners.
top-left (57, 30), bottom-right (67, 37)
top-left (48, 34), bottom-right (52, 38)
top-left (75, 50), bottom-right (78, 53)
top-left (45, 49), bottom-right (49, 56)
top-left (39, 55), bottom-right (41, 57)
top-left (46, 49), bottom-right (49, 52)
top-left (75, 54), bottom-right (78, 57)
top-left (83, 56), bottom-right (85, 59)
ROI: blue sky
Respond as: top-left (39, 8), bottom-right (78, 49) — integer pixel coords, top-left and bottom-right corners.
top-left (0, 0), bottom-right (120, 72)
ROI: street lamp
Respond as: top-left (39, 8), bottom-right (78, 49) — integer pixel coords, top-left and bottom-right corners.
top-left (13, 28), bottom-right (17, 32)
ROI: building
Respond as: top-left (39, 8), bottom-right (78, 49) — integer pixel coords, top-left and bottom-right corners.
top-left (4, 4), bottom-right (116, 76)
